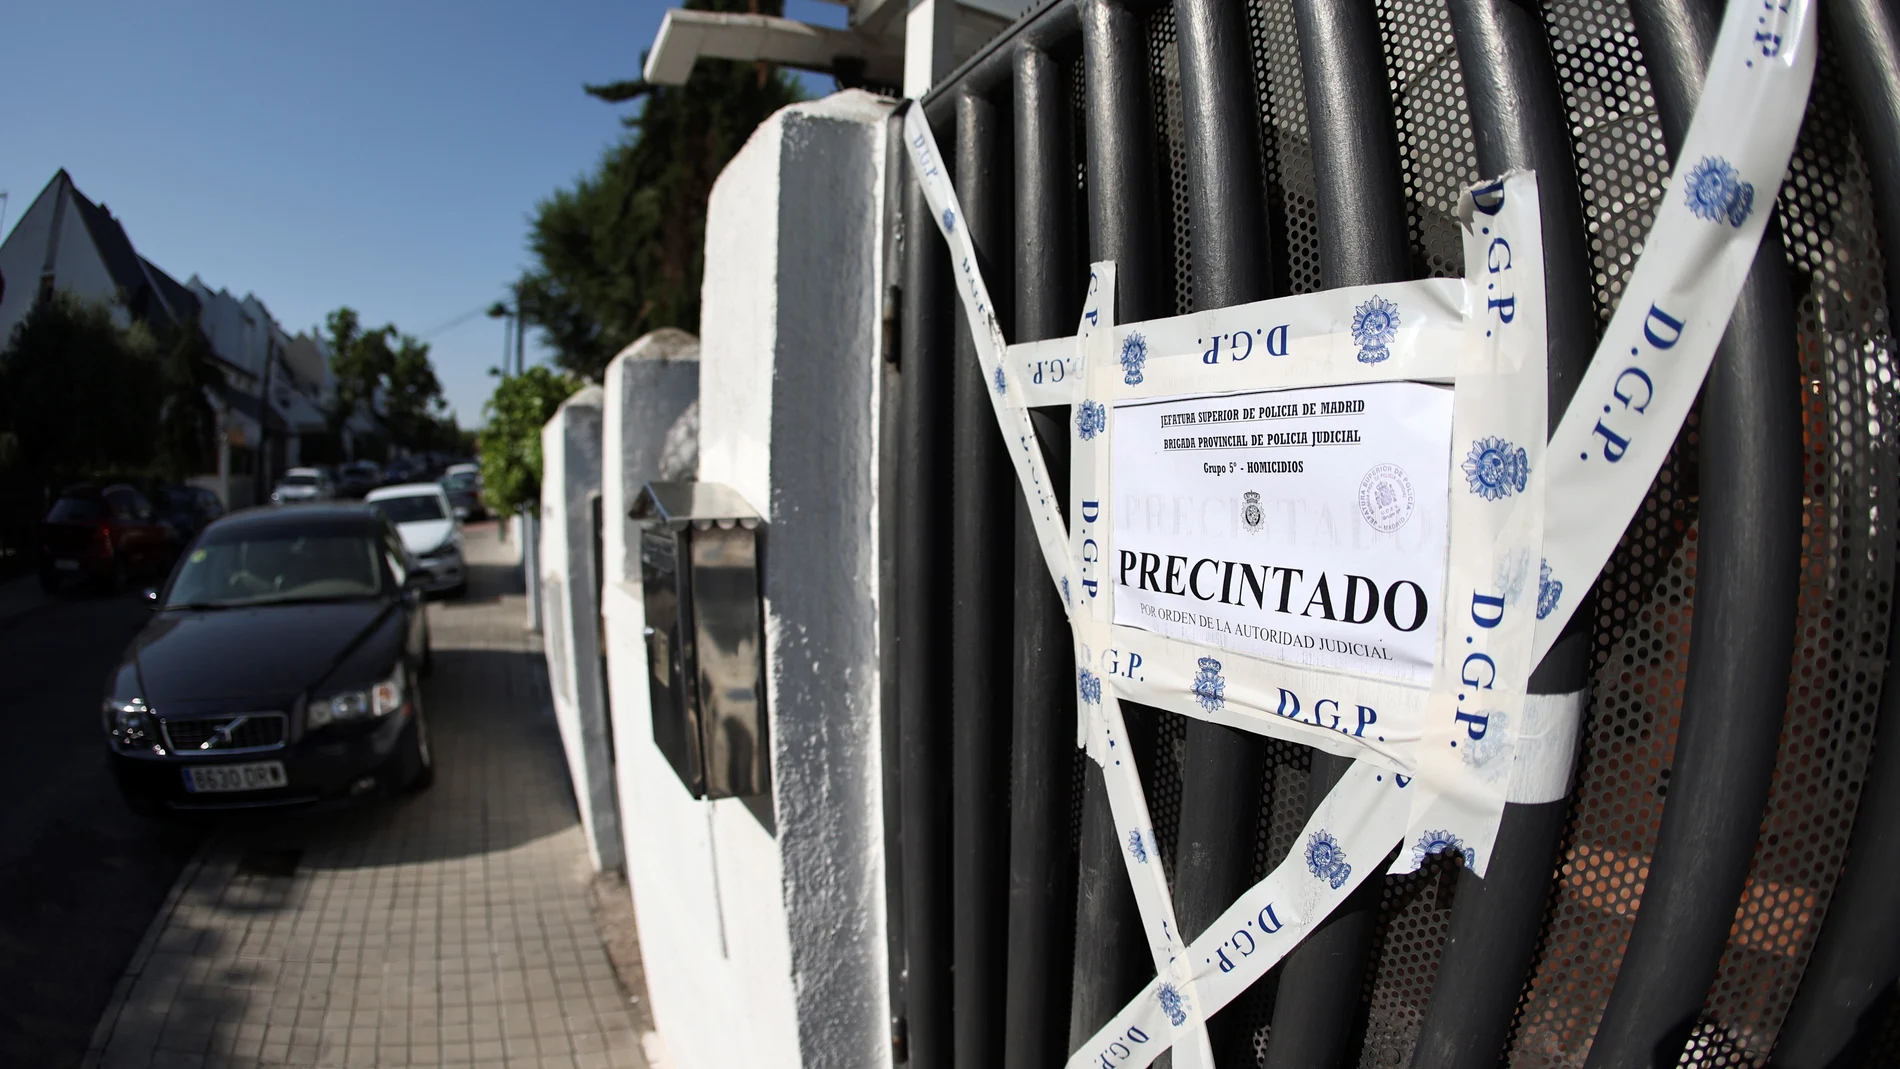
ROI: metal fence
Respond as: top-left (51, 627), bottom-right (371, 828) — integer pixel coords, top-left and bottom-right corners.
top-left (882, 0), bottom-right (1900, 1067)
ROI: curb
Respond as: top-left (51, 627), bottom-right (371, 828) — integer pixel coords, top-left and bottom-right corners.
top-left (78, 831), bottom-right (221, 1067)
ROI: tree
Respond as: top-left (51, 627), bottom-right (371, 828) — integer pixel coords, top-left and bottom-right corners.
top-left (156, 317), bottom-right (223, 482)
top-left (513, 0), bottom-right (803, 380)
top-left (478, 367), bottom-right (581, 515)
top-left (322, 306), bottom-right (453, 453)
top-left (0, 293), bottom-right (161, 483)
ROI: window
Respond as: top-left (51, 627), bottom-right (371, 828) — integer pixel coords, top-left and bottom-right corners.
top-left (165, 532), bottom-right (384, 608)
top-left (369, 494), bottom-right (446, 524)
top-left (47, 498), bottom-right (107, 522)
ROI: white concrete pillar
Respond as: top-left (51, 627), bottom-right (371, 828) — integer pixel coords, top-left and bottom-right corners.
top-left (540, 386), bottom-right (623, 873)
top-left (601, 90), bottom-right (895, 1069)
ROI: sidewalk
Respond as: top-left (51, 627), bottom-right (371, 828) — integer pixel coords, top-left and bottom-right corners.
top-left (81, 529), bottom-right (651, 1069)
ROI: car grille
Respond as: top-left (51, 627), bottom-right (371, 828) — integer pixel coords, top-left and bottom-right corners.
top-left (160, 712), bottom-right (287, 754)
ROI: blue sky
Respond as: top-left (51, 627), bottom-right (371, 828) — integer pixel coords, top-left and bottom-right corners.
top-left (0, 0), bottom-right (844, 428)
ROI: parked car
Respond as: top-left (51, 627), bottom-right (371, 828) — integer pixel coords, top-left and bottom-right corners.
top-left (270, 467), bottom-right (335, 505)
top-left (365, 483), bottom-right (465, 595)
top-left (152, 485), bottom-right (225, 544)
top-left (440, 463), bottom-right (485, 520)
top-left (103, 504), bottom-right (434, 813)
top-left (40, 484), bottom-right (180, 593)
top-left (380, 456), bottom-right (424, 486)
top-left (336, 461), bottom-right (381, 499)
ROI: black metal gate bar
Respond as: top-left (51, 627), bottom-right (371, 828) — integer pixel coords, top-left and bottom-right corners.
top-left (1771, 574), bottom-right (1900, 1068)
top-left (1831, 0), bottom-right (1900, 323)
top-left (949, 86), bottom-right (1017, 1069)
top-left (1404, 0), bottom-right (1598, 1065)
top-left (1002, 38), bottom-right (1082, 1069)
top-left (1163, 0), bottom-right (1275, 1061)
top-left (1581, 2), bottom-right (1804, 1065)
top-left (1067, 0), bottom-right (1173, 1053)
top-left (899, 145), bottom-right (957, 1069)
top-left (1768, 6), bottom-right (1900, 1063)
top-left (1254, 5), bottom-right (1413, 1066)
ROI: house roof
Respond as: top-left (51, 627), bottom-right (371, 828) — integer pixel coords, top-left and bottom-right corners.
top-left (140, 256), bottom-right (200, 324)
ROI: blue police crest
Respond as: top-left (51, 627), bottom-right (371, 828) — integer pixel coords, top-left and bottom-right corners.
top-left (1537, 559), bottom-right (1562, 620)
top-left (1119, 331), bottom-right (1148, 385)
top-left (1684, 156), bottom-right (1754, 228)
top-left (992, 365), bottom-right (1007, 395)
top-left (940, 207), bottom-right (957, 232)
top-left (1191, 657), bottom-right (1225, 713)
top-left (1157, 983), bottom-right (1188, 1027)
top-left (1076, 400), bottom-right (1107, 441)
top-left (1462, 436), bottom-right (1529, 500)
top-left (1127, 829), bottom-right (1148, 864)
top-left (1352, 295), bottom-right (1400, 365)
top-left (1412, 829), bottom-right (1476, 869)
top-left (1077, 668), bottom-right (1102, 706)
top-left (1305, 830), bottom-right (1352, 890)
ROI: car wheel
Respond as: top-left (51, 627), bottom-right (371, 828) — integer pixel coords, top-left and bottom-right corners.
top-left (404, 702), bottom-right (435, 793)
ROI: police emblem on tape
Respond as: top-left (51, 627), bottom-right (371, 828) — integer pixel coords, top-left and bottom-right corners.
top-left (1462, 436), bottom-right (1529, 501)
top-left (1305, 830), bottom-right (1352, 890)
top-left (1685, 155), bottom-right (1754, 228)
top-left (1156, 983), bottom-right (1188, 1028)
top-left (1351, 295), bottom-right (1399, 365)
top-left (1191, 657), bottom-right (1225, 713)
top-left (1120, 331), bottom-right (1148, 385)
top-left (1413, 829), bottom-right (1476, 869)
top-left (1076, 400), bottom-right (1106, 441)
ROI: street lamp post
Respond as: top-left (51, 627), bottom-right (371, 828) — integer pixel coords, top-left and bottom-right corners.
top-left (486, 294), bottom-right (539, 632)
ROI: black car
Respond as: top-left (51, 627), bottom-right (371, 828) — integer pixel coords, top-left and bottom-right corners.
top-left (153, 484), bottom-right (225, 543)
top-left (103, 504), bottom-right (435, 813)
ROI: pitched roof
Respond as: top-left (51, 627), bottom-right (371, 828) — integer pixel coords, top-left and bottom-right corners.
top-left (140, 256), bottom-right (200, 323)
top-left (62, 184), bottom-right (163, 319)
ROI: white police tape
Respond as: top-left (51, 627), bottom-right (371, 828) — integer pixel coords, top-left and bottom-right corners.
top-left (1532, 0), bottom-right (1818, 661)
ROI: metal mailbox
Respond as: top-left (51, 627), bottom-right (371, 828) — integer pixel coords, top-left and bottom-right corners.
top-left (630, 481), bottom-right (768, 800)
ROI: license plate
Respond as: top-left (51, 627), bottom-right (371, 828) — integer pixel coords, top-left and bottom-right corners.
top-left (54, 559), bottom-right (79, 571)
top-left (182, 761), bottom-right (287, 793)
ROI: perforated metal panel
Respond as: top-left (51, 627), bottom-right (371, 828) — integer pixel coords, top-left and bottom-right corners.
top-left (1147, 6), bottom-right (1192, 319)
top-left (1376, 0), bottom-right (1479, 282)
top-left (1246, 0), bottom-right (1321, 297)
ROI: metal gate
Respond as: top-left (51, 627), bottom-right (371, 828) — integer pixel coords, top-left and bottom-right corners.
top-left (881, 1), bottom-right (1900, 1067)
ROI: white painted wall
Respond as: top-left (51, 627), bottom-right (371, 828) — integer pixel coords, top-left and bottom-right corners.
top-left (539, 385), bottom-right (623, 872)
top-left (599, 90), bottom-right (894, 1069)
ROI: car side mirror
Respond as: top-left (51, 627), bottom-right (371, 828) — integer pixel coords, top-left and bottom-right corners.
top-left (141, 587), bottom-right (160, 608)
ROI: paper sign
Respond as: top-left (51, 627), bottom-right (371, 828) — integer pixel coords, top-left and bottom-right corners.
top-left (1109, 381), bottom-right (1453, 683)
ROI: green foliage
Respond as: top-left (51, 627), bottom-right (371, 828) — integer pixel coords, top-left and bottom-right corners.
top-left (0, 293), bottom-right (162, 482)
top-left (156, 316), bottom-right (223, 482)
top-left (513, 0), bottom-right (803, 380)
top-left (478, 367), bottom-right (580, 515)
top-left (322, 306), bottom-right (454, 451)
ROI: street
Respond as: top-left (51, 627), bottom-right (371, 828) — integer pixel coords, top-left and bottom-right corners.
top-left (0, 585), bottom-right (207, 1067)
top-left (0, 525), bottom-right (652, 1069)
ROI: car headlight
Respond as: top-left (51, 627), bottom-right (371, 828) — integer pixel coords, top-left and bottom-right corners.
top-left (104, 698), bottom-right (156, 750)
top-left (309, 667), bottom-right (405, 729)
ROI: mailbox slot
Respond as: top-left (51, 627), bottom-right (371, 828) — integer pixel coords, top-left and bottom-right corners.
top-left (632, 482), bottom-right (768, 800)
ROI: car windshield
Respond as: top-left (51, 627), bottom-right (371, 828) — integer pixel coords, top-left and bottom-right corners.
top-left (281, 474), bottom-right (319, 487)
top-left (48, 497), bottom-right (108, 522)
top-left (164, 533), bottom-right (384, 608)
top-left (371, 494), bottom-right (445, 524)
top-left (443, 472), bottom-right (478, 491)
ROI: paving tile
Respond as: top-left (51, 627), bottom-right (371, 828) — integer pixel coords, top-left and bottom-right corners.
top-left (79, 532), bottom-right (649, 1068)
